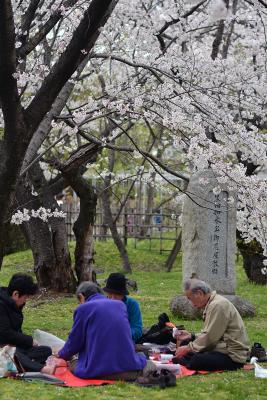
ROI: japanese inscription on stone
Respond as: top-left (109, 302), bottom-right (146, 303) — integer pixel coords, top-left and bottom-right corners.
top-left (207, 191), bottom-right (228, 278)
top-left (182, 170), bottom-right (236, 294)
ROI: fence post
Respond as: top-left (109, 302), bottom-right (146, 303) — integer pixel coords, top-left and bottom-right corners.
top-left (124, 211), bottom-right (128, 246)
top-left (165, 232), bottom-right (182, 272)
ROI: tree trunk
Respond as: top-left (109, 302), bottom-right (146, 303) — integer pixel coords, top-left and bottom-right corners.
top-left (139, 144), bottom-right (163, 238)
top-left (17, 166), bottom-right (77, 292)
top-left (22, 216), bottom-right (60, 289)
top-left (102, 182), bottom-right (132, 273)
top-left (74, 223), bottom-right (96, 282)
top-left (62, 171), bottom-right (97, 283)
top-left (48, 210), bottom-right (77, 292)
top-left (0, 0), bottom-right (118, 271)
top-left (101, 149), bottom-right (131, 273)
top-left (99, 197), bottom-right (109, 241)
top-left (139, 173), bottom-right (156, 238)
top-left (237, 236), bottom-right (267, 284)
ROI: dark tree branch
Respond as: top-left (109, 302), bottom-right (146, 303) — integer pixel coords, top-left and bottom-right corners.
top-left (0, 0), bottom-right (24, 138)
top-left (222, 19), bottom-right (235, 58)
top-left (72, 125), bottom-right (190, 182)
top-left (157, 0), bottom-right (207, 35)
top-left (17, 0), bottom-right (79, 59)
top-left (19, 0), bottom-right (41, 46)
top-left (222, 0), bottom-right (238, 59)
top-left (79, 124), bottom-right (189, 182)
top-left (113, 124), bottom-right (157, 224)
top-left (258, 0), bottom-right (267, 8)
top-left (60, 143), bottom-right (101, 173)
top-left (48, 176), bottom-right (68, 197)
top-left (90, 53), bottom-right (164, 83)
top-left (44, 141), bottom-right (100, 176)
top-left (152, 193), bottom-right (179, 212)
top-left (156, 0), bottom-right (207, 51)
top-left (21, 54), bottom-right (91, 174)
top-left (21, 132), bottom-right (71, 177)
top-left (211, 20), bottom-right (225, 60)
top-left (236, 151), bottom-right (259, 176)
top-left (107, 117), bottom-right (190, 182)
top-left (25, 0), bottom-right (119, 135)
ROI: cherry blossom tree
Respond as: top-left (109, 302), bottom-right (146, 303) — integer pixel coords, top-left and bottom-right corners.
top-left (0, 0), bottom-right (118, 290)
top-left (1, 0), bottom-right (266, 289)
top-left (55, 0), bottom-right (266, 281)
top-left (79, 0), bottom-right (267, 276)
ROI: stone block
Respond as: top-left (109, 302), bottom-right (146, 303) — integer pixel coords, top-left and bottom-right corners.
top-left (170, 294), bottom-right (255, 319)
top-left (182, 169), bottom-right (236, 295)
top-left (170, 295), bottom-right (202, 320)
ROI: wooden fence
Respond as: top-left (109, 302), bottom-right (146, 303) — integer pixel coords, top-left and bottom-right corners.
top-left (62, 203), bottom-right (181, 253)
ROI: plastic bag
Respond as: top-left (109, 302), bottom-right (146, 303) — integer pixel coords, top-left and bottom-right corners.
top-left (0, 346), bottom-right (17, 378)
top-left (33, 329), bottom-right (65, 352)
top-left (250, 357), bottom-right (267, 378)
top-left (18, 372), bottom-right (65, 385)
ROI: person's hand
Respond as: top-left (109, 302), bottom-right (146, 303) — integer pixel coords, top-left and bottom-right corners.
top-left (32, 340), bottom-right (39, 346)
top-left (174, 329), bottom-right (191, 341)
top-left (175, 345), bottom-right (190, 358)
top-left (52, 351), bottom-right (59, 358)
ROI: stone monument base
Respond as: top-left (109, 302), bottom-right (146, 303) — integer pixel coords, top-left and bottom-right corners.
top-left (170, 294), bottom-right (256, 319)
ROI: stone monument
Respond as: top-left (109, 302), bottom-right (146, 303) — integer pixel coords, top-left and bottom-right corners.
top-left (170, 169), bottom-right (255, 318)
top-left (182, 169), bottom-right (236, 294)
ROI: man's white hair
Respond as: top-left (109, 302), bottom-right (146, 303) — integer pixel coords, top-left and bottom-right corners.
top-left (184, 279), bottom-right (212, 294)
top-left (76, 281), bottom-right (103, 299)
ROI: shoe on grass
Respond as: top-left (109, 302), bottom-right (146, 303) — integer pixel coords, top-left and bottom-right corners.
top-left (159, 369), bottom-right (177, 387)
top-left (136, 371), bottom-right (166, 388)
top-left (250, 343), bottom-right (267, 362)
top-left (136, 369), bottom-right (176, 388)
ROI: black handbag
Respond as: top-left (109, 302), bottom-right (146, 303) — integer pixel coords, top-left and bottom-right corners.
top-left (137, 313), bottom-right (184, 345)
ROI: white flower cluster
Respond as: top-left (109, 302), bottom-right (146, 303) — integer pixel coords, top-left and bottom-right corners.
top-left (9, 0), bottom-right (267, 257)
top-left (11, 208), bottom-right (66, 225)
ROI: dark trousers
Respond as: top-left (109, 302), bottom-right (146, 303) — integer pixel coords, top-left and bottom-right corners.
top-left (174, 351), bottom-right (244, 371)
top-left (69, 358), bottom-right (156, 382)
top-left (15, 346), bottom-right (52, 372)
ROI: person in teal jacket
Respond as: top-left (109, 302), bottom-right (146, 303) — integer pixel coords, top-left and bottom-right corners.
top-left (104, 273), bottom-right (143, 342)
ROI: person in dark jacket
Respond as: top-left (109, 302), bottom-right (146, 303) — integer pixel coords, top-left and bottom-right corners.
top-left (103, 273), bottom-right (143, 343)
top-left (0, 273), bottom-right (52, 373)
top-left (58, 282), bottom-right (153, 381)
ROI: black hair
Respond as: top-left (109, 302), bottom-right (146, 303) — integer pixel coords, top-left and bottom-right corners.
top-left (7, 273), bottom-right (38, 297)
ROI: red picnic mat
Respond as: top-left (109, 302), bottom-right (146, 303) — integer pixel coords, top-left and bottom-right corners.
top-left (178, 365), bottom-right (222, 377)
top-left (52, 359), bottom-right (115, 387)
top-left (177, 363), bottom-right (254, 378)
top-left (51, 358), bottom-right (254, 386)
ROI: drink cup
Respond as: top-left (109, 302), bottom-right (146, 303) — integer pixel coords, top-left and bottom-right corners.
top-left (149, 348), bottom-right (161, 361)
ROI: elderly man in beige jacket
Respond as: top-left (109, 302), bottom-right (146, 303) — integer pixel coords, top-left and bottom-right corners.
top-left (173, 279), bottom-right (250, 371)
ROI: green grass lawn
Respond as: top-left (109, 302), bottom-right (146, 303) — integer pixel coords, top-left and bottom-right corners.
top-left (0, 239), bottom-right (267, 399)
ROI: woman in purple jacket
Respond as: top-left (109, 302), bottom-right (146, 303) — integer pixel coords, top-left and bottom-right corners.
top-left (58, 282), bottom-right (149, 381)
